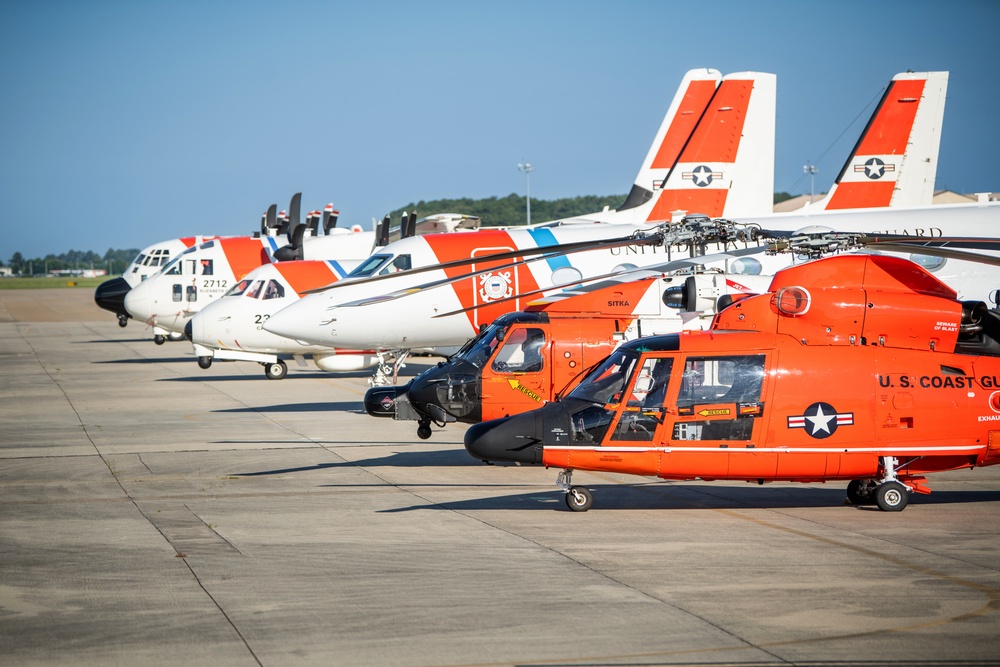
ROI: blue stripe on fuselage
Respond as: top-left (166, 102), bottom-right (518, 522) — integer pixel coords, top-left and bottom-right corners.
top-left (324, 259), bottom-right (348, 278)
top-left (525, 228), bottom-right (571, 271)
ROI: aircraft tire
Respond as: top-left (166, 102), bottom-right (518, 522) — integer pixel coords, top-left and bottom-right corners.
top-left (264, 360), bottom-right (287, 380)
top-left (846, 479), bottom-right (876, 505)
top-left (118, 314), bottom-right (129, 328)
top-left (416, 424), bottom-right (432, 440)
top-left (565, 486), bottom-right (593, 512)
top-left (153, 335), bottom-right (166, 345)
top-left (197, 356), bottom-right (212, 370)
top-left (875, 481), bottom-right (908, 512)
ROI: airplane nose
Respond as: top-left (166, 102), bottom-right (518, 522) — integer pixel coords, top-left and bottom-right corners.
top-left (123, 281), bottom-right (152, 321)
top-left (464, 413), bottom-right (543, 465)
top-left (263, 299), bottom-right (325, 345)
top-left (94, 277), bottom-right (131, 317)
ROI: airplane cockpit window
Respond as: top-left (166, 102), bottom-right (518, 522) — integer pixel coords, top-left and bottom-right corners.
top-left (163, 247), bottom-right (196, 275)
top-left (672, 355), bottom-right (766, 441)
top-left (198, 241), bottom-right (216, 250)
top-left (347, 254), bottom-right (392, 278)
top-left (245, 280), bottom-right (264, 299)
top-left (491, 328), bottom-right (545, 373)
top-left (200, 259), bottom-right (213, 275)
top-left (379, 254), bottom-right (411, 275)
top-left (225, 279), bottom-right (253, 297)
top-left (134, 253), bottom-right (147, 267)
top-left (262, 280), bottom-right (285, 300)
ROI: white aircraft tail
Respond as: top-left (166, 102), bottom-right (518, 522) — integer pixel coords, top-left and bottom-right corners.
top-left (644, 71), bottom-right (776, 221)
top-left (811, 71), bottom-right (948, 210)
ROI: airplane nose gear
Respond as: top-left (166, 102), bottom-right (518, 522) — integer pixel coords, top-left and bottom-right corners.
top-left (118, 314), bottom-right (129, 328)
top-left (557, 469), bottom-right (593, 512)
top-left (197, 356), bottom-right (212, 369)
top-left (369, 350), bottom-right (410, 387)
top-left (263, 359), bottom-right (287, 380)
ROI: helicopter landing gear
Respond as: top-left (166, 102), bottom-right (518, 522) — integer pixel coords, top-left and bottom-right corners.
top-left (153, 334), bottom-right (166, 345)
top-left (416, 419), bottom-right (432, 440)
top-left (557, 469), bottom-right (593, 512)
top-left (197, 356), bottom-right (212, 369)
top-left (875, 480), bottom-right (909, 512)
top-left (263, 359), bottom-right (287, 380)
top-left (846, 478), bottom-right (877, 505)
top-left (118, 314), bottom-right (129, 328)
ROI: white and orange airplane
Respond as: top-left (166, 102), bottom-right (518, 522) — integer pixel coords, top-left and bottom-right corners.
top-left (263, 71), bottom-right (973, 378)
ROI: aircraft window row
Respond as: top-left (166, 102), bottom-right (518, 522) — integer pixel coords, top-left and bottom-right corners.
top-left (172, 284), bottom-right (198, 302)
top-left (164, 258), bottom-right (213, 276)
top-left (491, 327), bottom-right (545, 373)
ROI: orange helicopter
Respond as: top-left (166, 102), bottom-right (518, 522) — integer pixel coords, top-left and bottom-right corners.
top-left (364, 268), bottom-right (769, 438)
top-left (463, 253), bottom-right (1000, 511)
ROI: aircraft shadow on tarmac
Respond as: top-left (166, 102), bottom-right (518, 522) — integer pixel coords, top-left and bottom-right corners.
top-left (231, 448), bottom-right (472, 476)
top-left (79, 338), bottom-right (153, 344)
top-left (94, 357), bottom-right (192, 365)
top-left (379, 483), bottom-right (1000, 513)
top-left (214, 402), bottom-right (362, 413)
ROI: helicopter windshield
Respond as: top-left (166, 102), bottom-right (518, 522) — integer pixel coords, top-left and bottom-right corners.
top-left (567, 347), bottom-right (642, 405)
top-left (456, 322), bottom-right (505, 369)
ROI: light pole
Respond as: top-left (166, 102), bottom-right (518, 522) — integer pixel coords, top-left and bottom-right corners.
top-left (803, 162), bottom-right (817, 203)
top-left (518, 162), bottom-right (534, 225)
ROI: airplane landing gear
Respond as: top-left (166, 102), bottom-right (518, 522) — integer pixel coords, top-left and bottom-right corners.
top-left (118, 314), bottom-right (129, 328)
top-left (153, 334), bottom-right (166, 345)
top-left (416, 419), bottom-right (432, 440)
top-left (263, 359), bottom-right (287, 380)
top-left (557, 469), bottom-right (592, 512)
top-left (197, 356), bottom-right (212, 369)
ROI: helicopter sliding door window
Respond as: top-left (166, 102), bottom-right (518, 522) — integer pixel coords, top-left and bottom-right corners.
top-left (672, 355), bottom-right (766, 441)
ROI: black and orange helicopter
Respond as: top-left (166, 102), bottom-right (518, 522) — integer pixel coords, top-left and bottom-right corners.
top-left (457, 248), bottom-right (1000, 512)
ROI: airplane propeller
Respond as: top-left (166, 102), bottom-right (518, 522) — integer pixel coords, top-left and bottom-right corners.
top-left (322, 204), bottom-right (338, 234)
top-left (376, 214), bottom-right (391, 247)
top-left (273, 193), bottom-right (308, 261)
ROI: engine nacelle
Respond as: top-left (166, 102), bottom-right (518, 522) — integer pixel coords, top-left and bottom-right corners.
top-left (314, 353), bottom-right (379, 372)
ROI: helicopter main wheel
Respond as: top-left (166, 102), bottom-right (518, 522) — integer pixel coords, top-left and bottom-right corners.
top-left (264, 360), bottom-right (287, 380)
top-left (846, 479), bottom-right (876, 505)
top-left (118, 314), bottom-right (129, 328)
top-left (197, 356), bottom-right (212, 369)
top-left (565, 486), bottom-right (593, 512)
top-left (153, 334), bottom-right (166, 345)
top-left (416, 420), bottom-right (432, 440)
top-left (875, 481), bottom-right (909, 512)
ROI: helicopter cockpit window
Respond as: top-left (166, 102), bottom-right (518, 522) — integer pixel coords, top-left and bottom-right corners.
top-left (262, 280), bottom-right (285, 300)
top-left (245, 280), bottom-right (264, 299)
top-left (460, 324), bottom-right (504, 369)
top-left (347, 254), bottom-right (392, 278)
top-left (491, 328), bottom-right (545, 373)
top-left (610, 357), bottom-right (674, 442)
top-left (225, 279), bottom-right (253, 297)
top-left (565, 348), bottom-right (641, 444)
top-left (672, 355), bottom-right (766, 441)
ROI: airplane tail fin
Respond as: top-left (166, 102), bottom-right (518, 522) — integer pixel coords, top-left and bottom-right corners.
top-left (615, 68), bottom-right (723, 215)
top-left (812, 71), bottom-right (948, 211)
top-left (643, 71), bottom-right (776, 221)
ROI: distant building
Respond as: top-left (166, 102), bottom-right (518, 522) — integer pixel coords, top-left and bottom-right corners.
top-left (48, 269), bottom-right (107, 278)
top-left (0, 267), bottom-right (13, 277)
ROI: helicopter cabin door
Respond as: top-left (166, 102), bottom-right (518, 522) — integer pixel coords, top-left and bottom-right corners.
top-left (481, 325), bottom-right (549, 418)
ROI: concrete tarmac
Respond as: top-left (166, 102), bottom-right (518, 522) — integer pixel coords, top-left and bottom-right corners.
top-left (1, 288), bottom-right (999, 666)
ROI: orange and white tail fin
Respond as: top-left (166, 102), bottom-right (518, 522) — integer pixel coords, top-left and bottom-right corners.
top-left (615, 68), bottom-right (722, 217)
top-left (643, 71), bottom-right (776, 221)
top-left (812, 71), bottom-right (948, 211)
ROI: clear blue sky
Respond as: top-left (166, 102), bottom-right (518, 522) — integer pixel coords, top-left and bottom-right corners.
top-left (2, 0), bottom-right (998, 260)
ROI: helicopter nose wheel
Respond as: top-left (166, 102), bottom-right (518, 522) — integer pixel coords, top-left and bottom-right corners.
top-left (118, 314), bottom-right (129, 328)
top-left (557, 469), bottom-right (593, 511)
top-left (416, 419), bottom-right (432, 440)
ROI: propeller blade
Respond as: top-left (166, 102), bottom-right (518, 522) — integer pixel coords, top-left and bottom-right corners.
top-left (306, 210), bottom-right (320, 235)
top-left (266, 204), bottom-right (278, 231)
top-left (322, 203), bottom-right (338, 234)
top-left (405, 210), bottom-right (416, 239)
top-left (289, 192), bottom-right (302, 230)
top-left (400, 211), bottom-right (410, 239)
top-left (377, 214), bottom-right (391, 246)
top-left (277, 209), bottom-right (289, 236)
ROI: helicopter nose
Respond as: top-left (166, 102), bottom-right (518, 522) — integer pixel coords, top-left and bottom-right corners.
top-left (464, 413), bottom-right (543, 465)
top-left (94, 277), bottom-right (131, 316)
top-left (364, 385), bottom-right (407, 418)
